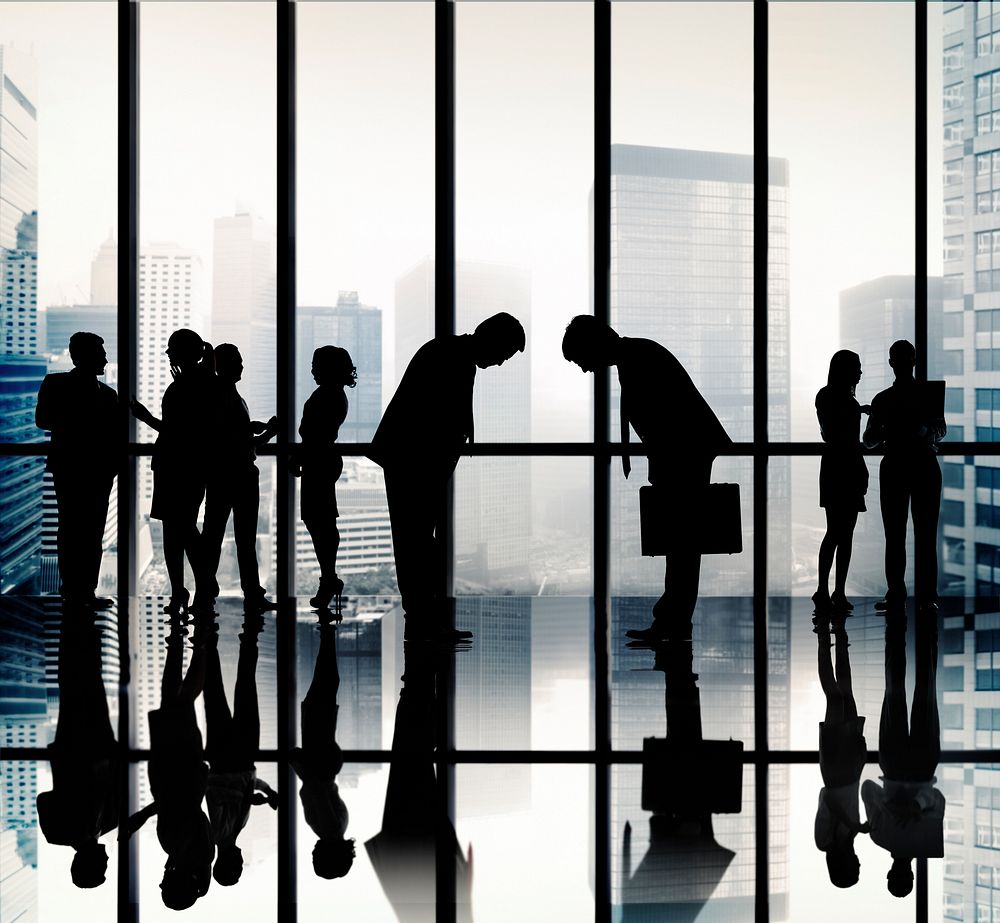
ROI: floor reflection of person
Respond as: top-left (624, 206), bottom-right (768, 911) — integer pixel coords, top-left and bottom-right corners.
top-left (204, 613), bottom-right (278, 886)
top-left (36, 609), bottom-right (119, 888)
top-left (620, 641), bottom-right (738, 917)
top-left (126, 615), bottom-right (215, 911)
top-left (861, 613), bottom-right (944, 898)
top-left (365, 644), bottom-right (472, 921)
top-left (813, 612), bottom-right (869, 888)
top-left (34, 331), bottom-right (118, 608)
top-left (562, 316), bottom-right (732, 643)
top-left (813, 350), bottom-right (870, 613)
top-left (290, 612), bottom-right (356, 880)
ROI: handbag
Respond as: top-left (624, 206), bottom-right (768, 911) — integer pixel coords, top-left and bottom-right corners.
top-left (639, 483), bottom-right (743, 556)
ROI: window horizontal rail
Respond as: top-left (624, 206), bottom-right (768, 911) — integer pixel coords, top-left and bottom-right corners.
top-left (3, 441), bottom-right (1000, 457)
top-left (5, 746), bottom-right (1000, 765)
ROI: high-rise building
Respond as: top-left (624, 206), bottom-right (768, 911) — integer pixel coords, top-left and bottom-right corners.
top-left (607, 144), bottom-right (791, 596)
top-left (0, 46), bottom-right (44, 594)
top-left (394, 259), bottom-right (532, 589)
top-left (136, 242), bottom-right (205, 513)
top-left (212, 210), bottom-right (276, 421)
top-left (90, 232), bottom-right (117, 306)
top-left (1, 45), bottom-right (39, 358)
top-left (838, 276), bottom-right (945, 596)
top-left (937, 2), bottom-right (1000, 598)
top-left (297, 294), bottom-right (382, 443)
top-left (44, 303), bottom-right (117, 360)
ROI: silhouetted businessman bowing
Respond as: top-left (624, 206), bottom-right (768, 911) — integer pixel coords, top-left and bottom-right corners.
top-left (863, 340), bottom-right (945, 612)
top-left (35, 332), bottom-right (118, 608)
top-left (562, 317), bottom-right (732, 641)
top-left (370, 313), bottom-right (525, 642)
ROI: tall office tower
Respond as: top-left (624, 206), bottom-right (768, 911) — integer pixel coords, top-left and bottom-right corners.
top-left (1, 45), bottom-right (38, 358)
top-left (91, 232), bottom-right (117, 306)
top-left (136, 243), bottom-right (204, 510)
top-left (0, 356), bottom-right (46, 592)
top-left (937, 2), bottom-right (1000, 598)
top-left (608, 144), bottom-right (791, 596)
top-left (296, 294), bottom-right (382, 442)
top-left (610, 597), bottom-right (790, 919)
top-left (394, 259), bottom-right (532, 589)
top-left (44, 303), bottom-right (117, 359)
top-left (838, 276), bottom-right (945, 596)
top-left (212, 210), bottom-right (276, 421)
top-left (0, 47), bottom-right (44, 594)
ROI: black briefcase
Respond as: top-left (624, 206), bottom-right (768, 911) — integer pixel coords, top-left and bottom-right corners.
top-left (640, 737), bottom-right (744, 815)
top-left (639, 483), bottom-right (742, 556)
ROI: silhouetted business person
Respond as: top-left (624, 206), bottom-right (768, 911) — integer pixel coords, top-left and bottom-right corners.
top-left (36, 611), bottom-right (119, 888)
top-left (203, 612), bottom-right (277, 886)
top-left (35, 331), bottom-right (118, 608)
top-left (863, 340), bottom-right (945, 612)
top-left (369, 313), bottom-right (525, 642)
top-left (364, 643), bottom-right (472, 921)
top-left (814, 350), bottom-right (870, 613)
top-left (297, 346), bottom-right (355, 611)
top-left (130, 329), bottom-right (217, 614)
top-left (562, 317), bottom-right (732, 642)
top-left (861, 613), bottom-right (944, 897)
top-left (201, 344), bottom-right (278, 612)
top-left (813, 612), bottom-right (869, 888)
top-left (290, 612), bottom-right (356, 880)
top-left (126, 614), bottom-right (215, 911)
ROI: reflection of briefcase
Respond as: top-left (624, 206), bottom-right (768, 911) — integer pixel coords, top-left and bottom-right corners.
top-left (641, 737), bottom-right (744, 815)
top-left (639, 483), bottom-right (742, 556)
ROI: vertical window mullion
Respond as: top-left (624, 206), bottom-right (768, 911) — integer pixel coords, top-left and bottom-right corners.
top-left (594, 1), bottom-right (612, 921)
top-left (277, 1), bottom-right (297, 920)
top-left (435, 4), bottom-right (457, 922)
top-left (753, 2), bottom-right (769, 922)
top-left (118, 1), bottom-right (139, 920)
top-left (914, 3), bottom-right (929, 921)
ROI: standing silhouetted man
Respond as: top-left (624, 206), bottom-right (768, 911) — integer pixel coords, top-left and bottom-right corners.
top-left (863, 340), bottom-right (945, 612)
top-left (369, 312), bottom-right (525, 642)
top-left (35, 332), bottom-right (118, 607)
top-left (563, 316), bottom-right (732, 641)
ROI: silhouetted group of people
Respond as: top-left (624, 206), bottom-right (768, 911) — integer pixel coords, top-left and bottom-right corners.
top-left (814, 340), bottom-right (945, 615)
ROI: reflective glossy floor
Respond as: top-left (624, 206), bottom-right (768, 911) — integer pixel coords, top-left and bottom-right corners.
top-left (1, 594), bottom-right (996, 921)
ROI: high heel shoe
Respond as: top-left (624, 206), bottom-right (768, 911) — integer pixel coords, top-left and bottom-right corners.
top-left (830, 591), bottom-right (854, 614)
top-left (163, 589), bottom-right (190, 616)
top-left (310, 575), bottom-right (345, 617)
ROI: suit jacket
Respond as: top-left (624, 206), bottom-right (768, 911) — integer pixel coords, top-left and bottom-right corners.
top-left (369, 336), bottom-right (476, 472)
top-left (35, 369), bottom-right (118, 475)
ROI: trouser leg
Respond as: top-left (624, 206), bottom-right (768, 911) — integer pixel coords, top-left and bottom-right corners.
top-left (232, 465), bottom-right (263, 596)
top-left (879, 455), bottom-right (910, 602)
top-left (879, 615), bottom-right (910, 778)
top-left (911, 455), bottom-right (942, 605)
top-left (201, 480), bottom-right (233, 594)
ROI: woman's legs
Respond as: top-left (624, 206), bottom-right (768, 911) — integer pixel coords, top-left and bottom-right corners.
top-left (831, 509), bottom-right (860, 597)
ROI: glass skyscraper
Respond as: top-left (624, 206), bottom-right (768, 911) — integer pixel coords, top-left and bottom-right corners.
top-left (607, 144), bottom-right (791, 597)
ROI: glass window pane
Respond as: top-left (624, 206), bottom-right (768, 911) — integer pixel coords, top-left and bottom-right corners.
top-left (1, 3), bottom-right (117, 596)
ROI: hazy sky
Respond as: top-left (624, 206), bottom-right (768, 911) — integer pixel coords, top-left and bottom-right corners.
top-left (4, 0), bottom-right (939, 434)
